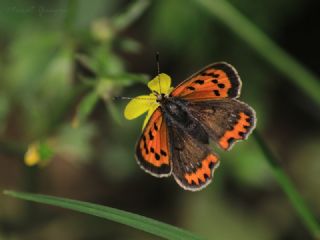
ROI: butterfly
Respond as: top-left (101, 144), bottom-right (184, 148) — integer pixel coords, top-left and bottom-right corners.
top-left (124, 62), bottom-right (256, 191)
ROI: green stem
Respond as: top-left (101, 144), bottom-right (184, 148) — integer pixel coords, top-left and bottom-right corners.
top-left (195, 0), bottom-right (320, 105)
top-left (253, 131), bottom-right (320, 238)
top-left (112, 0), bottom-right (151, 31)
top-left (64, 0), bottom-right (78, 32)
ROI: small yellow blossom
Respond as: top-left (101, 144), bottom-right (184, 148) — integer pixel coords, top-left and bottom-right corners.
top-left (24, 142), bottom-right (40, 166)
top-left (24, 141), bottom-right (54, 167)
top-left (124, 73), bottom-right (173, 129)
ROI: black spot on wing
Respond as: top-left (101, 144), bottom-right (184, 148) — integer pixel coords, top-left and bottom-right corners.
top-left (154, 123), bottom-right (158, 131)
top-left (201, 72), bottom-right (220, 78)
top-left (194, 80), bottom-right (204, 85)
top-left (208, 161), bottom-right (215, 169)
top-left (149, 130), bottom-right (154, 140)
top-left (204, 173), bottom-right (209, 180)
top-left (144, 143), bottom-right (149, 154)
top-left (227, 137), bottom-right (235, 145)
top-left (160, 149), bottom-right (167, 156)
top-left (213, 90), bottom-right (220, 96)
top-left (218, 83), bottom-right (225, 89)
top-left (239, 131), bottom-right (245, 138)
top-left (211, 79), bottom-right (218, 84)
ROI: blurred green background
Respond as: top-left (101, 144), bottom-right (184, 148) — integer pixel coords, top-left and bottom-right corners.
top-left (0, 0), bottom-right (319, 239)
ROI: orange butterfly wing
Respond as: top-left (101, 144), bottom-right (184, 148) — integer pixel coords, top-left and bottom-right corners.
top-left (135, 107), bottom-right (172, 177)
top-left (170, 62), bottom-right (241, 100)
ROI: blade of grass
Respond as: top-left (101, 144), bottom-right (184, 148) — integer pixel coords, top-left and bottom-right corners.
top-left (112, 0), bottom-right (150, 31)
top-left (195, 0), bottom-right (320, 105)
top-left (3, 190), bottom-right (203, 240)
top-left (64, 0), bottom-right (78, 32)
top-left (253, 131), bottom-right (320, 238)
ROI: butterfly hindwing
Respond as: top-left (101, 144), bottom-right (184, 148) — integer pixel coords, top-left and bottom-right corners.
top-left (135, 107), bottom-right (172, 177)
top-left (188, 99), bottom-right (256, 151)
top-left (168, 124), bottom-right (220, 191)
top-left (170, 62), bottom-right (241, 100)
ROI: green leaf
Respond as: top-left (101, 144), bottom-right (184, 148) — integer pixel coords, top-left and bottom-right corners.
top-left (74, 91), bottom-right (99, 126)
top-left (38, 142), bottom-right (54, 163)
top-left (3, 191), bottom-right (203, 240)
top-left (112, 0), bottom-right (150, 31)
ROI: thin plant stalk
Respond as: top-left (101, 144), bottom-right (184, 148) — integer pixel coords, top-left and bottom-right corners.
top-left (196, 0), bottom-right (320, 105)
top-left (254, 131), bottom-right (320, 238)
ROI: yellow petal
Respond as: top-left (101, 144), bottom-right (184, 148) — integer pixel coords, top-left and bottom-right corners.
top-left (124, 95), bottom-right (157, 120)
top-left (147, 73), bottom-right (172, 94)
top-left (142, 103), bottom-right (159, 129)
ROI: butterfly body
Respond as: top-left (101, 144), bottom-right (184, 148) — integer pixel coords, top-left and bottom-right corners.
top-left (128, 62), bottom-right (256, 191)
top-left (158, 96), bottom-right (209, 145)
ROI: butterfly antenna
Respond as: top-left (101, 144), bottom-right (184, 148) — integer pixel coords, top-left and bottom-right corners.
top-left (113, 96), bottom-right (155, 101)
top-left (113, 96), bottom-right (134, 100)
top-left (156, 52), bottom-right (162, 94)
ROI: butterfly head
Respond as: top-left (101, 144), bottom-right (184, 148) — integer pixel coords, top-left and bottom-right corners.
top-left (153, 91), bottom-right (167, 104)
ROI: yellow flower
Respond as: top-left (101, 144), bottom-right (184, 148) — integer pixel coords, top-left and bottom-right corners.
top-left (124, 73), bottom-right (173, 129)
top-left (24, 142), bottom-right (40, 166)
top-left (24, 141), bottom-right (54, 167)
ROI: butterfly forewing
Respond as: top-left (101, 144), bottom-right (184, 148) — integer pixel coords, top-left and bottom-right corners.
top-left (135, 107), bottom-right (172, 177)
top-left (168, 124), bottom-right (220, 191)
top-left (170, 62), bottom-right (241, 100)
top-left (188, 99), bottom-right (256, 150)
